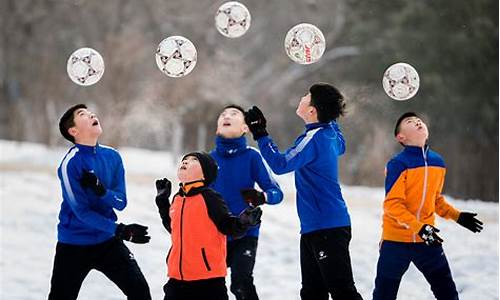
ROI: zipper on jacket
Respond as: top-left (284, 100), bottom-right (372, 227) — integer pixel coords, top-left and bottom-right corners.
top-left (179, 196), bottom-right (186, 280)
top-left (414, 146), bottom-right (429, 242)
top-left (201, 247), bottom-right (211, 271)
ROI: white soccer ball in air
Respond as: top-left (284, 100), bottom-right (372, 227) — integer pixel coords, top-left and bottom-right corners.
top-left (155, 36), bottom-right (197, 78)
top-left (382, 62), bottom-right (420, 100)
top-left (284, 23), bottom-right (326, 64)
top-left (66, 47), bottom-right (105, 86)
top-left (215, 1), bottom-right (251, 38)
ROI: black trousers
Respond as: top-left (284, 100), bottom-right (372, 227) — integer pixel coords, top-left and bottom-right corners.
top-left (300, 227), bottom-right (363, 300)
top-left (48, 238), bottom-right (151, 300)
top-left (163, 277), bottom-right (228, 300)
top-left (227, 236), bottom-right (259, 300)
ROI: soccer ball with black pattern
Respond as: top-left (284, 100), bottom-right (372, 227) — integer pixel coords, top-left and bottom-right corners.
top-left (215, 1), bottom-right (251, 38)
top-left (155, 36), bottom-right (197, 78)
top-left (382, 62), bottom-right (420, 101)
top-left (66, 47), bottom-right (105, 86)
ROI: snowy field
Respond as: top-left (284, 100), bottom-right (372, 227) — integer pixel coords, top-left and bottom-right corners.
top-left (0, 140), bottom-right (498, 300)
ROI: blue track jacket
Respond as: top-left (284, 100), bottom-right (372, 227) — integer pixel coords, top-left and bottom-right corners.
top-left (210, 135), bottom-right (283, 238)
top-left (257, 122), bottom-right (351, 234)
top-left (56, 143), bottom-right (126, 245)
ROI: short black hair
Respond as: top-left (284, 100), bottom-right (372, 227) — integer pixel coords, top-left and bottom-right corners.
top-left (59, 104), bottom-right (87, 143)
top-left (394, 112), bottom-right (419, 136)
top-left (223, 104), bottom-right (245, 115)
top-left (309, 83), bottom-right (346, 123)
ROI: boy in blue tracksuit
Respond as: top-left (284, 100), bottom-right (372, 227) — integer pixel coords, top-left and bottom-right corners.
top-left (210, 105), bottom-right (283, 300)
top-left (245, 83), bottom-right (363, 300)
top-left (48, 104), bottom-right (151, 300)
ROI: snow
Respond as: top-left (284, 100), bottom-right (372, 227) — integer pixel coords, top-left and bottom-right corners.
top-left (0, 140), bottom-right (498, 300)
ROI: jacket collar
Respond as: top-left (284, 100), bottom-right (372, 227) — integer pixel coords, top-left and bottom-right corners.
top-left (305, 121), bottom-right (331, 132)
top-left (178, 180), bottom-right (206, 196)
top-left (403, 144), bottom-right (429, 155)
top-left (75, 143), bottom-right (100, 154)
top-left (215, 135), bottom-right (247, 157)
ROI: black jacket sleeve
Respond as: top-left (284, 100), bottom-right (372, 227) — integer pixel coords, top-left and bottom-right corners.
top-left (202, 189), bottom-right (248, 238)
top-left (155, 193), bottom-right (172, 233)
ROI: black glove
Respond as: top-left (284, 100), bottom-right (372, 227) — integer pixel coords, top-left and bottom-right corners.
top-left (155, 178), bottom-right (172, 207)
top-left (239, 206), bottom-right (263, 226)
top-left (418, 224), bottom-right (443, 246)
top-left (240, 189), bottom-right (266, 207)
top-left (115, 223), bottom-right (151, 244)
top-left (80, 171), bottom-right (106, 196)
top-left (244, 106), bottom-right (268, 140)
top-left (457, 212), bottom-right (483, 233)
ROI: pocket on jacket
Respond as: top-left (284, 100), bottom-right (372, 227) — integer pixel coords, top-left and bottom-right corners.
top-left (201, 248), bottom-right (211, 271)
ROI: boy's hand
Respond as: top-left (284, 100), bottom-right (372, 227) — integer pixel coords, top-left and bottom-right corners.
top-left (418, 224), bottom-right (443, 246)
top-left (244, 106), bottom-right (268, 140)
top-left (240, 189), bottom-right (266, 207)
top-left (239, 206), bottom-right (263, 226)
top-left (457, 212), bottom-right (483, 233)
top-left (80, 171), bottom-right (106, 196)
top-left (155, 178), bottom-right (171, 210)
top-left (115, 223), bottom-right (151, 244)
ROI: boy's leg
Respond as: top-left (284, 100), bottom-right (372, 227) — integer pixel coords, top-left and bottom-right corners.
top-left (372, 241), bottom-right (412, 300)
top-left (228, 237), bottom-right (259, 300)
top-left (48, 242), bottom-right (92, 300)
top-left (299, 232), bottom-right (329, 300)
top-left (94, 239), bottom-right (151, 300)
top-left (412, 244), bottom-right (459, 300)
top-left (308, 227), bottom-right (363, 300)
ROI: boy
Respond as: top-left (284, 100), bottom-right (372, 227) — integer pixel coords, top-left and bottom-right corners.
top-left (154, 152), bottom-right (263, 300)
top-left (372, 112), bottom-right (483, 300)
top-left (244, 83), bottom-right (363, 300)
top-left (210, 104), bottom-right (284, 300)
top-left (48, 104), bottom-right (151, 300)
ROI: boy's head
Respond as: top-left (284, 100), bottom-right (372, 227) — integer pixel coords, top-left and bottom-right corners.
top-left (216, 105), bottom-right (249, 138)
top-left (394, 112), bottom-right (429, 147)
top-left (177, 152), bottom-right (218, 185)
top-left (296, 83), bottom-right (345, 124)
top-left (59, 104), bottom-right (102, 144)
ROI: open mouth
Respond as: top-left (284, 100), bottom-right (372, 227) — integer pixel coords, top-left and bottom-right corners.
top-left (92, 120), bottom-right (99, 126)
top-left (180, 166), bottom-right (187, 170)
top-left (222, 122), bottom-right (232, 127)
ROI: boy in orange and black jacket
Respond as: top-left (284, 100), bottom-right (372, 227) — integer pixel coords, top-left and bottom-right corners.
top-left (154, 152), bottom-right (262, 300)
top-left (372, 112), bottom-right (484, 300)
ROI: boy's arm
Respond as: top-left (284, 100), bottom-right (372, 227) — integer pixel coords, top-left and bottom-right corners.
top-left (61, 160), bottom-right (117, 234)
top-left (97, 154), bottom-right (126, 211)
top-left (256, 133), bottom-right (316, 175)
top-left (383, 160), bottom-right (423, 233)
top-left (251, 151), bottom-right (283, 205)
top-left (434, 173), bottom-right (460, 221)
top-left (331, 121), bottom-right (346, 155)
top-left (202, 190), bottom-right (249, 238)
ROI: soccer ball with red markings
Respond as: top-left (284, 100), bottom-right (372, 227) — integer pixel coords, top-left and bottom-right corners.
top-left (66, 47), bottom-right (105, 86)
top-left (155, 36), bottom-right (197, 78)
top-left (284, 23), bottom-right (326, 64)
top-left (382, 62), bottom-right (420, 100)
top-left (215, 1), bottom-right (251, 38)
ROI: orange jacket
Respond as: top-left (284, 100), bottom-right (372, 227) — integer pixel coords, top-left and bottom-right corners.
top-left (382, 146), bottom-right (460, 243)
top-left (157, 182), bottom-right (248, 281)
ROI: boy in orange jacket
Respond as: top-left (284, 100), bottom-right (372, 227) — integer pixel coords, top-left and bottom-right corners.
top-left (154, 152), bottom-right (262, 300)
top-left (372, 112), bottom-right (484, 300)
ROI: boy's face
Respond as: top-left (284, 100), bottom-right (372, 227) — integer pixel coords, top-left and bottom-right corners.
top-left (177, 156), bottom-right (204, 183)
top-left (396, 116), bottom-right (429, 146)
top-left (68, 108), bottom-right (102, 142)
top-left (296, 93), bottom-right (317, 123)
top-left (216, 108), bottom-right (248, 138)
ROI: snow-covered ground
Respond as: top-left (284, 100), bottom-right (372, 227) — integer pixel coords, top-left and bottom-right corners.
top-left (0, 140), bottom-right (498, 300)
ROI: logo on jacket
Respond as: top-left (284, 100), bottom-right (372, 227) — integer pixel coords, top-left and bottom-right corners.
top-left (243, 249), bottom-right (253, 257)
top-left (318, 250), bottom-right (328, 260)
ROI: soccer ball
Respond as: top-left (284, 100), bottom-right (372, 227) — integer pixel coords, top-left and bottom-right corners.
top-left (284, 23), bottom-right (326, 64)
top-left (215, 1), bottom-right (251, 38)
top-left (66, 47), bottom-right (105, 86)
top-left (155, 36), bottom-right (197, 78)
top-left (382, 63), bottom-right (420, 100)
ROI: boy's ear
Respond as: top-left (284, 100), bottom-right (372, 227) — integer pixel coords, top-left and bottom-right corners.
top-left (68, 127), bottom-right (78, 139)
top-left (242, 123), bottom-right (249, 133)
top-left (396, 133), bottom-right (405, 144)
